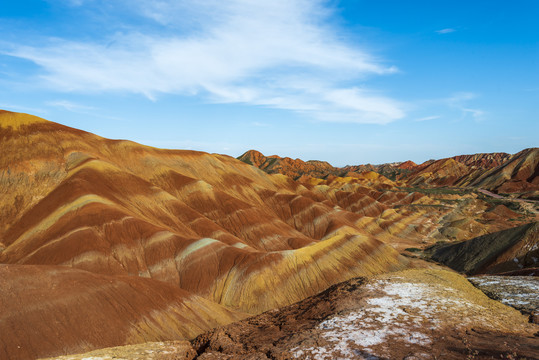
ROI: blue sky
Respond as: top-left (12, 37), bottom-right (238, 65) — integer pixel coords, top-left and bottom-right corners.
top-left (0, 0), bottom-right (537, 166)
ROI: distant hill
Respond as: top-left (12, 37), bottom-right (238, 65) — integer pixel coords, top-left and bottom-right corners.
top-left (238, 149), bottom-right (417, 181)
top-left (237, 149), bottom-right (335, 179)
top-left (238, 149), bottom-right (538, 195)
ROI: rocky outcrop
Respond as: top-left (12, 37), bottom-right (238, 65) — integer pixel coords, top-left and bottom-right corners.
top-left (452, 152), bottom-right (511, 169)
top-left (402, 150), bottom-right (537, 193)
top-left (192, 269), bottom-right (538, 359)
top-left (468, 276), bottom-right (539, 321)
top-left (237, 149), bottom-right (418, 181)
top-left (239, 148), bottom-right (538, 195)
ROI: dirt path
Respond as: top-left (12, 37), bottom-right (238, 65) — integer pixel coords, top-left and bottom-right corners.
top-left (477, 188), bottom-right (504, 199)
top-left (478, 188), bottom-right (538, 216)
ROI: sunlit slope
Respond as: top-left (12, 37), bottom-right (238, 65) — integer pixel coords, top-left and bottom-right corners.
top-left (0, 111), bottom-right (406, 314)
top-left (470, 148), bottom-right (539, 193)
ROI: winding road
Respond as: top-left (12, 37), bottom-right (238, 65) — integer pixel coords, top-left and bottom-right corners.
top-left (478, 188), bottom-right (538, 216)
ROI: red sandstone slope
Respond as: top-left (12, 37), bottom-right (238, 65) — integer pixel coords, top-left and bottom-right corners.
top-left (0, 264), bottom-right (243, 360)
top-left (397, 159), bottom-right (418, 169)
top-left (405, 158), bottom-right (472, 186)
top-left (452, 152), bottom-right (511, 169)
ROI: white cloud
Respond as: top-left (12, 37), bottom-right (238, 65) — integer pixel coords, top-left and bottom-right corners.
top-left (436, 28), bottom-right (456, 34)
top-left (4, 0), bottom-right (405, 124)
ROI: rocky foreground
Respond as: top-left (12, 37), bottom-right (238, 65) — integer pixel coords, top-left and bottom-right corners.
top-left (45, 269), bottom-right (539, 360)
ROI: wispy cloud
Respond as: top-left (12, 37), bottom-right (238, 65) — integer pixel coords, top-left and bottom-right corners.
top-left (3, 0), bottom-right (404, 124)
top-left (0, 103), bottom-right (47, 115)
top-left (415, 115), bottom-right (440, 122)
top-left (413, 92), bottom-right (485, 122)
top-left (45, 99), bottom-right (125, 121)
top-left (436, 28), bottom-right (456, 34)
top-left (252, 122), bottom-right (270, 127)
top-left (446, 92), bottom-right (485, 121)
top-left (46, 100), bottom-right (95, 112)
top-left (461, 108), bottom-right (484, 120)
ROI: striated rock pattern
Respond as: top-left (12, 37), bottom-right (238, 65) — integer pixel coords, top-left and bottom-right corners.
top-left (470, 147), bottom-right (539, 193)
top-left (452, 152), bottom-right (511, 169)
top-left (238, 149), bottom-right (417, 181)
top-left (0, 111), bottom-right (408, 359)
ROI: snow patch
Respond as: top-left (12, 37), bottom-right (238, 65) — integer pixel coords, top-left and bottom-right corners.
top-left (468, 276), bottom-right (539, 310)
top-left (293, 278), bottom-right (481, 359)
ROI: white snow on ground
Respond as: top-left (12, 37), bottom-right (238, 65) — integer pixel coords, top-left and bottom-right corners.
top-left (468, 276), bottom-right (539, 308)
top-left (292, 278), bottom-right (482, 360)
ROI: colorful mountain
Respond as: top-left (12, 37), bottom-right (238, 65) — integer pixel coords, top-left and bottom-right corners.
top-left (1, 110), bottom-right (537, 359)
